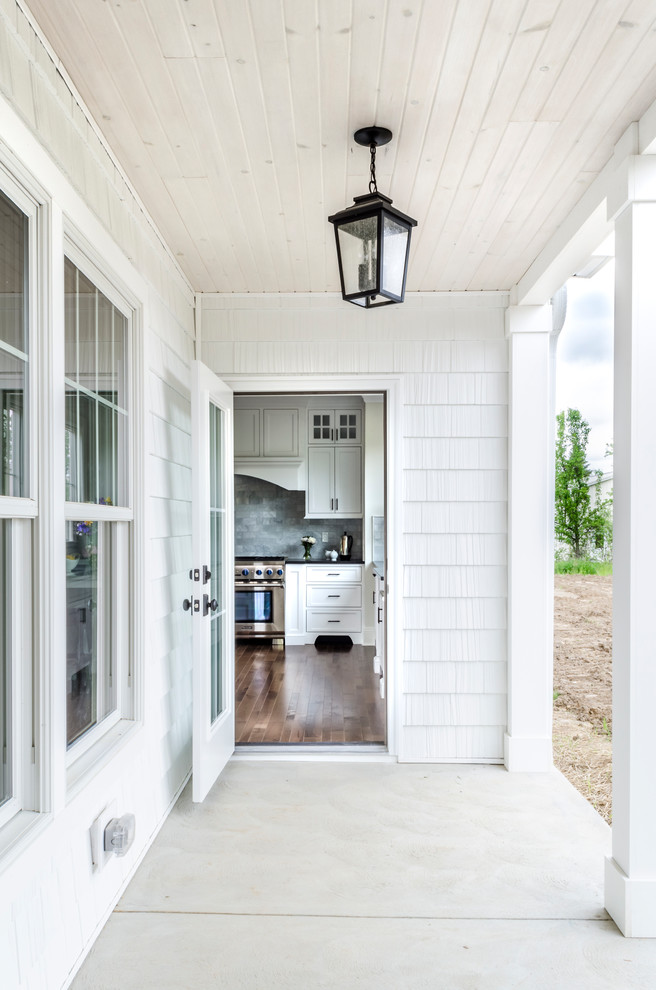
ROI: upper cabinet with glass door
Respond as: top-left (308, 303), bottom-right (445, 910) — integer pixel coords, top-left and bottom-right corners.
top-left (308, 408), bottom-right (362, 444)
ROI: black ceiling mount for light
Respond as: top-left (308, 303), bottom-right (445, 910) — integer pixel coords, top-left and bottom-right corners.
top-left (328, 126), bottom-right (417, 309)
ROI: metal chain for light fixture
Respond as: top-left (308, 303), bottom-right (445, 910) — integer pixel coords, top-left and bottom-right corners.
top-left (369, 143), bottom-right (378, 194)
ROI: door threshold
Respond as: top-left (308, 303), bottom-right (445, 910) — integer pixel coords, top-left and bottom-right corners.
top-left (232, 744), bottom-right (394, 762)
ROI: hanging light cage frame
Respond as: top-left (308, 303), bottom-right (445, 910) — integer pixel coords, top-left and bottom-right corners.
top-left (328, 126), bottom-right (418, 309)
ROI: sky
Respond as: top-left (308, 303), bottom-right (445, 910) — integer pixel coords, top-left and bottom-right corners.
top-left (555, 260), bottom-right (614, 475)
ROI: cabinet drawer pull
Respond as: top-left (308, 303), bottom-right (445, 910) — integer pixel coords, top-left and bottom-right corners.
top-left (328, 594), bottom-right (340, 598)
top-left (328, 620), bottom-right (340, 623)
top-left (378, 607), bottom-right (383, 624)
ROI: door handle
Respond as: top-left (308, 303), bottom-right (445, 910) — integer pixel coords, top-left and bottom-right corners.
top-left (377, 607), bottom-right (383, 624)
top-left (335, 498), bottom-right (338, 510)
top-left (203, 594), bottom-right (218, 616)
top-left (203, 564), bottom-right (211, 584)
top-left (183, 598), bottom-right (200, 614)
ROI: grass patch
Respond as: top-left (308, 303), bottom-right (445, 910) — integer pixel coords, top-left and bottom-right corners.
top-left (555, 559), bottom-right (612, 576)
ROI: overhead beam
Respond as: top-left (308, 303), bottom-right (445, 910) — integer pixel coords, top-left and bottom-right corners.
top-left (514, 94), bottom-right (656, 306)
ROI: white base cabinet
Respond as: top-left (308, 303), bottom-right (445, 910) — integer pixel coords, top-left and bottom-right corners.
top-left (284, 564), bottom-right (365, 645)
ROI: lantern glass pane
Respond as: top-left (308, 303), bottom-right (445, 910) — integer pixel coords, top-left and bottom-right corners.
top-left (382, 216), bottom-right (409, 297)
top-left (337, 217), bottom-right (378, 295)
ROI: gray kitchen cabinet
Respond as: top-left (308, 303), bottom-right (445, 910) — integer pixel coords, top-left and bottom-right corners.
top-left (308, 408), bottom-right (362, 444)
top-left (306, 444), bottom-right (362, 517)
top-left (262, 407), bottom-right (298, 456)
top-left (234, 407), bottom-right (260, 457)
top-left (235, 405), bottom-right (299, 458)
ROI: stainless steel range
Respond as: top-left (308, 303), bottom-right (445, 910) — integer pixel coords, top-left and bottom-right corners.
top-left (234, 557), bottom-right (286, 640)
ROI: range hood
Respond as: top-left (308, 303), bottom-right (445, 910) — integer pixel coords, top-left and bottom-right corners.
top-left (234, 458), bottom-right (305, 491)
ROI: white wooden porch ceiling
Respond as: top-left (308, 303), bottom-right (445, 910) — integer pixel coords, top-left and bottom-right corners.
top-left (23, 0), bottom-right (656, 294)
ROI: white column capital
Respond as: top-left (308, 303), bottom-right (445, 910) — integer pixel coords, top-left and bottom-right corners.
top-left (505, 303), bottom-right (551, 337)
top-left (607, 154), bottom-right (656, 221)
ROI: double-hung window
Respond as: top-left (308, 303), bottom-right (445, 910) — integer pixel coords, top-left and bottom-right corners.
top-left (0, 180), bottom-right (37, 829)
top-left (64, 253), bottom-right (132, 754)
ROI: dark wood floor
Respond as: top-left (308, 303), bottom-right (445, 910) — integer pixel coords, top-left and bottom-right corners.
top-left (235, 639), bottom-right (385, 745)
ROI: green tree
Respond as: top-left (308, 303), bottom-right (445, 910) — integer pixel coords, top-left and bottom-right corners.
top-left (554, 409), bottom-right (612, 559)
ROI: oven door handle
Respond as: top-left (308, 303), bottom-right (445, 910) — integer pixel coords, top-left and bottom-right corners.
top-left (235, 582), bottom-right (284, 589)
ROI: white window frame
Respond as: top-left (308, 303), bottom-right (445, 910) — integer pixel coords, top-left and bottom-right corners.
top-left (0, 164), bottom-right (42, 838)
top-left (62, 237), bottom-right (137, 774)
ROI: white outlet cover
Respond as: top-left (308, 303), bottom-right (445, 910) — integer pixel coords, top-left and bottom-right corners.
top-left (89, 800), bottom-right (118, 873)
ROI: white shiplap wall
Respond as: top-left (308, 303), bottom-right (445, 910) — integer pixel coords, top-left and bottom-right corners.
top-left (0, 5), bottom-right (196, 988)
top-left (199, 292), bottom-right (509, 763)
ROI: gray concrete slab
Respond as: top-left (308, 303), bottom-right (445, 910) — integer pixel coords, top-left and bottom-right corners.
top-left (71, 915), bottom-right (656, 990)
top-left (71, 761), bottom-right (656, 989)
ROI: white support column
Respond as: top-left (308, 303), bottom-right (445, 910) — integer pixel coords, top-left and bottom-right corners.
top-left (605, 155), bottom-right (656, 937)
top-left (504, 304), bottom-right (555, 772)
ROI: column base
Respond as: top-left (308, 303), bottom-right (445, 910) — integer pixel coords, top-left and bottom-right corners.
top-left (605, 857), bottom-right (656, 937)
top-left (503, 732), bottom-right (552, 772)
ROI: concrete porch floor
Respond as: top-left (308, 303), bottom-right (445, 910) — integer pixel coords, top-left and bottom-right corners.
top-left (71, 761), bottom-right (656, 989)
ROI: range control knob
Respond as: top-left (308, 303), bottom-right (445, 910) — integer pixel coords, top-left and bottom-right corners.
top-left (277, 568), bottom-right (284, 576)
top-left (266, 568), bottom-right (273, 576)
top-left (256, 569), bottom-right (263, 576)
top-left (241, 568), bottom-right (249, 576)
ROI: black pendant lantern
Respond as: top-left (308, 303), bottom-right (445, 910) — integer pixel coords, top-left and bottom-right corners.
top-left (328, 126), bottom-right (417, 308)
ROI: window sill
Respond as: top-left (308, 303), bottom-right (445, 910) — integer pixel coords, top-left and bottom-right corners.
top-left (66, 718), bottom-right (141, 800)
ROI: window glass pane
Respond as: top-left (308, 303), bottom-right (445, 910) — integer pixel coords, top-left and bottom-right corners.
top-left (97, 401), bottom-right (116, 506)
top-left (65, 389), bottom-right (79, 502)
top-left (65, 258), bottom-right (128, 506)
top-left (77, 270), bottom-right (96, 393)
top-left (0, 520), bottom-right (11, 806)
top-left (0, 190), bottom-right (28, 498)
top-left (64, 258), bottom-right (77, 382)
top-left (66, 521), bottom-right (116, 747)
top-left (77, 392), bottom-right (97, 505)
top-left (0, 190), bottom-right (28, 354)
top-left (0, 350), bottom-right (26, 497)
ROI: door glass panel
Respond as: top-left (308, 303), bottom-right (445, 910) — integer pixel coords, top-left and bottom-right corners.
top-left (209, 402), bottom-right (226, 723)
top-left (0, 520), bottom-right (10, 806)
top-left (66, 521), bottom-right (116, 746)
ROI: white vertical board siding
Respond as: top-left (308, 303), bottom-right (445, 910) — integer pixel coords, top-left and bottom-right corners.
top-left (0, 6), bottom-right (196, 989)
top-left (200, 292), bottom-right (509, 763)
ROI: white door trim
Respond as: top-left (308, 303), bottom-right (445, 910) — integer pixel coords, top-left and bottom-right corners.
top-left (224, 373), bottom-right (402, 760)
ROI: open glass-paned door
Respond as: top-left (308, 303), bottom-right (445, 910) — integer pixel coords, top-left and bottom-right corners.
top-left (191, 361), bottom-right (234, 802)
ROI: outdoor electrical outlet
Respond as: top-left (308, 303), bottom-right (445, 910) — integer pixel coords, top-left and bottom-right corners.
top-left (89, 800), bottom-right (118, 873)
top-left (322, 532), bottom-right (329, 542)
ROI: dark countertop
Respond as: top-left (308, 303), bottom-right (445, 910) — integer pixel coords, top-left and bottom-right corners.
top-left (286, 558), bottom-right (365, 565)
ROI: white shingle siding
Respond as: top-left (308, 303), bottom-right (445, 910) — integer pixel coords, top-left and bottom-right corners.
top-left (0, 7), bottom-right (197, 988)
top-left (199, 293), bottom-right (509, 765)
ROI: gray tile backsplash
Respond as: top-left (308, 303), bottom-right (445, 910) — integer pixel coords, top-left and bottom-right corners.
top-left (234, 475), bottom-right (363, 560)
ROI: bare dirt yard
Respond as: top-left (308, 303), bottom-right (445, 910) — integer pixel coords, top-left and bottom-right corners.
top-left (553, 573), bottom-right (612, 824)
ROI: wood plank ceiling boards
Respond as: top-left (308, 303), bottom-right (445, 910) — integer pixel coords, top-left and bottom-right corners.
top-left (22, 0), bottom-right (656, 294)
